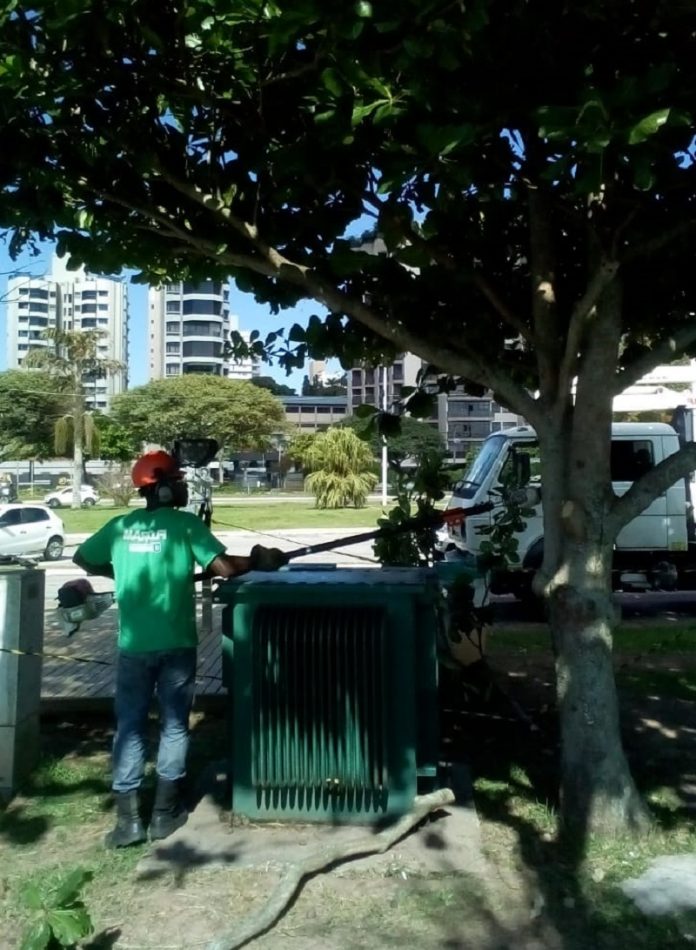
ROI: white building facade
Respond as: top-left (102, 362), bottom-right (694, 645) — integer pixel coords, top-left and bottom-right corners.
top-left (148, 280), bottom-right (259, 380)
top-left (6, 257), bottom-right (129, 411)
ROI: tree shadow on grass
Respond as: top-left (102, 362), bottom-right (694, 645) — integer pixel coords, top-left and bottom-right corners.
top-left (443, 654), bottom-right (696, 949)
top-left (0, 714), bottom-right (114, 845)
top-left (0, 711), bottom-right (229, 848)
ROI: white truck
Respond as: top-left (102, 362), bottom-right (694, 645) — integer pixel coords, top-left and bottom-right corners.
top-left (445, 410), bottom-right (696, 596)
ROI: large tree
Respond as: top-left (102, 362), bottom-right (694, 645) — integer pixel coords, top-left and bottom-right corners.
top-left (341, 414), bottom-right (445, 475)
top-left (25, 329), bottom-right (122, 507)
top-left (110, 375), bottom-right (286, 456)
top-left (0, 369), bottom-right (70, 460)
top-left (250, 375), bottom-right (296, 397)
top-left (2, 0), bottom-right (696, 833)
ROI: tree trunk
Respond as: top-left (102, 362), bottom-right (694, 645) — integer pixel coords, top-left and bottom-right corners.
top-left (72, 396), bottom-right (84, 510)
top-left (549, 578), bottom-right (649, 835)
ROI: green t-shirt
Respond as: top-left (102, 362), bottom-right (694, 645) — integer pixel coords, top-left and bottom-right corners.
top-left (76, 507), bottom-right (225, 652)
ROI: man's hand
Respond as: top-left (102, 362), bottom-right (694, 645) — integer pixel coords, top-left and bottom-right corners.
top-left (249, 544), bottom-right (289, 572)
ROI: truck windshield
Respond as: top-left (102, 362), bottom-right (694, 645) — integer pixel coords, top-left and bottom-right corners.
top-left (452, 434), bottom-right (507, 499)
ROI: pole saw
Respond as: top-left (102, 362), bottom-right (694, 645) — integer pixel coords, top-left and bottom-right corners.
top-left (56, 503), bottom-right (493, 634)
top-left (275, 502), bottom-right (494, 563)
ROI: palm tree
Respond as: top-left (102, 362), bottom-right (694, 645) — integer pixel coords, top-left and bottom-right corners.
top-left (304, 427), bottom-right (378, 509)
top-left (25, 328), bottom-right (123, 508)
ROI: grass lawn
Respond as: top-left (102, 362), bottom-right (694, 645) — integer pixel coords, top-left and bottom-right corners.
top-left (463, 621), bottom-right (696, 949)
top-left (488, 623), bottom-right (696, 656)
top-left (58, 502), bottom-right (390, 534)
top-left (3, 620), bottom-right (696, 948)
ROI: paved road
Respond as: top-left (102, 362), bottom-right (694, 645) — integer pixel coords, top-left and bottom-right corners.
top-left (40, 528), bottom-right (382, 604)
top-left (61, 493), bottom-right (396, 508)
top-left (39, 531), bottom-right (696, 624)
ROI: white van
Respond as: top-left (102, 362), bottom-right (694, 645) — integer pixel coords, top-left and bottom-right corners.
top-left (445, 422), bottom-right (694, 595)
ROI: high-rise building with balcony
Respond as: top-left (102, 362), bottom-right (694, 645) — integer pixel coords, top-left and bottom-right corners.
top-left (349, 353), bottom-right (522, 460)
top-left (148, 280), bottom-right (259, 380)
top-left (6, 257), bottom-right (129, 411)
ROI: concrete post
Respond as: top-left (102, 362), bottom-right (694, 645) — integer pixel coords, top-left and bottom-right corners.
top-left (0, 566), bottom-right (45, 799)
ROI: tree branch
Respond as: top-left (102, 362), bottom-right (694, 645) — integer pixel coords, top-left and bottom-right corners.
top-left (470, 274), bottom-right (531, 341)
top-left (527, 187), bottom-right (561, 402)
top-left (557, 259), bottom-right (619, 402)
top-left (360, 191), bottom-right (533, 344)
top-left (621, 219), bottom-right (696, 264)
top-left (95, 183), bottom-right (540, 422)
top-left (613, 324), bottom-right (696, 394)
top-left (608, 442), bottom-right (696, 534)
top-left (205, 788), bottom-right (455, 950)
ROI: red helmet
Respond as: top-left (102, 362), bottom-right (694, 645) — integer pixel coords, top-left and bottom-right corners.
top-left (131, 451), bottom-right (182, 487)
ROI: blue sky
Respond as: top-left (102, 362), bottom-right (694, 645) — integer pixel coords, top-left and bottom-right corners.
top-left (0, 237), bottom-right (339, 392)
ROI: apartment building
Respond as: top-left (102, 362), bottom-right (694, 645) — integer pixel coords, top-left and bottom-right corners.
top-left (349, 352), bottom-right (521, 459)
top-left (281, 395), bottom-right (348, 432)
top-left (148, 280), bottom-right (259, 380)
top-left (437, 388), bottom-right (522, 462)
top-left (349, 353), bottom-right (423, 412)
top-left (6, 256), bottom-right (129, 410)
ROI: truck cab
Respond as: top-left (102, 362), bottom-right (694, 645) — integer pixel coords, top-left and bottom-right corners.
top-left (446, 422), bottom-right (692, 594)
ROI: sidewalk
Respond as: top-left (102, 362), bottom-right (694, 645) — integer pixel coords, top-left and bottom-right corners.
top-left (41, 600), bottom-right (227, 711)
top-left (42, 530), bottom-right (380, 708)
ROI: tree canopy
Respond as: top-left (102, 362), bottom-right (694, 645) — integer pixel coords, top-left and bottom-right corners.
top-left (301, 373), bottom-right (347, 396)
top-left (110, 374), bottom-right (286, 451)
top-left (341, 413), bottom-right (445, 472)
top-left (0, 369), bottom-right (69, 460)
top-left (2, 0), bottom-right (696, 831)
top-left (93, 412), bottom-right (141, 463)
top-left (25, 328), bottom-right (123, 504)
top-left (250, 375), bottom-right (296, 397)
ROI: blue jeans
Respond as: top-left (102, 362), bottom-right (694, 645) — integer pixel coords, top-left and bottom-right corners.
top-left (112, 648), bottom-right (197, 794)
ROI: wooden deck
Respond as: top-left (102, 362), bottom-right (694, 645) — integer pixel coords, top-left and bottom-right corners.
top-left (41, 600), bottom-right (227, 706)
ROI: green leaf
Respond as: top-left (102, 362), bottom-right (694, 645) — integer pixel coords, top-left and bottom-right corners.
top-left (415, 123), bottom-right (476, 156)
top-left (628, 108), bottom-right (670, 145)
top-left (376, 412), bottom-right (402, 437)
top-left (320, 67), bottom-right (343, 97)
top-left (355, 1), bottom-right (373, 16)
top-left (351, 99), bottom-right (387, 126)
top-left (287, 323), bottom-right (306, 343)
top-left (47, 906), bottom-right (93, 945)
top-left (47, 868), bottom-right (93, 909)
top-left (633, 156), bottom-right (655, 192)
top-left (20, 919), bottom-right (52, 950)
top-left (20, 882), bottom-right (44, 911)
top-left (404, 390), bottom-right (435, 419)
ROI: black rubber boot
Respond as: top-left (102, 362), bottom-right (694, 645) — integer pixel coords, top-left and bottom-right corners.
top-left (104, 790), bottom-right (147, 849)
top-left (149, 778), bottom-right (188, 842)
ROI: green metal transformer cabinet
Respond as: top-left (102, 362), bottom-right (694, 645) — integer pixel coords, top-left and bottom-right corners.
top-left (217, 568), bottom-right (440, 824)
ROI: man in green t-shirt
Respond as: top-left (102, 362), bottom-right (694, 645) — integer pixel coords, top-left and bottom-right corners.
top-left (71, 450), bottom-right (286, 848)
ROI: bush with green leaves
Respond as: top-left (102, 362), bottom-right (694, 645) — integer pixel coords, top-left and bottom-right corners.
top-left (372, 449), bottom-right (450, 566)
top-left (20, 867), bottom-right (93, 950)
top-left (303, 427), bottom-right (377, 508)
top-left (95, 465), bottom-right (136, 507)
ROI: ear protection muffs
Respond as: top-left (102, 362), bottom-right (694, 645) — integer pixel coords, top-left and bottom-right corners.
top-left (155, 478), bottom-right (174, 504)
top-left (153, 475), bottom-right (187, 507)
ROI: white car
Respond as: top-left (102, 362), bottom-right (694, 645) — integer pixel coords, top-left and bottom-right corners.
top-left (43, 485), bottom-right (99, 509)
top-left (0, 503), bottom-right (65, 561)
